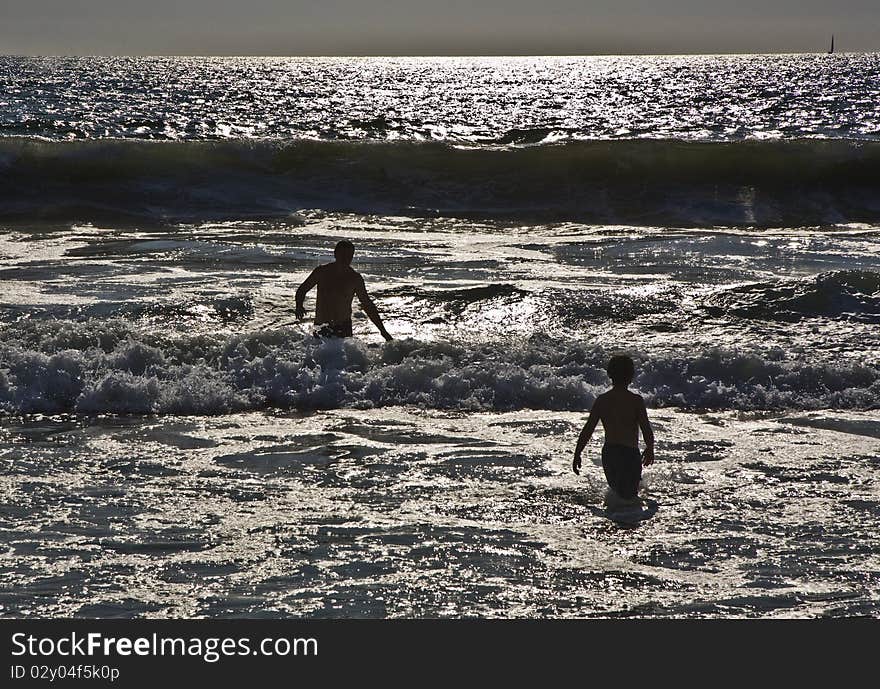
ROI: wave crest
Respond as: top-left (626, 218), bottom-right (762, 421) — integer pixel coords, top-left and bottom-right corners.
top-left (2, 137), bottom-right (880, 225)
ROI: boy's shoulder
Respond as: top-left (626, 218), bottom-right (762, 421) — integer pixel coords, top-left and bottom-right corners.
top-left (625, 389), bottom-right (647, 407)
top-left (597, 388), bottom-right (645, 405)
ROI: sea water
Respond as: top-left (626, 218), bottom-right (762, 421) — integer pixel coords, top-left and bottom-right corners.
top-left (1, 55), bottom-right (878, 618)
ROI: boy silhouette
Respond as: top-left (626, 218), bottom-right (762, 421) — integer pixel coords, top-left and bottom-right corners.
top-left (573, 355), bottom-right (654, 506)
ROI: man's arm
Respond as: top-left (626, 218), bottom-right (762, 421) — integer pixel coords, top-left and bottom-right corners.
top-left (638, 396), bottom-right (655, 466)
top-left (295, 268), bottom-right (320, 321)
top-left (573, 398), bottom-right (602, 475)
top-left (355, 275), bottom-right (392, 341)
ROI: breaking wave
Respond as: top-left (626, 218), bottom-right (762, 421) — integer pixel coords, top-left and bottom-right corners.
top-left (2, 137), bottom-right (880, 225)
top-left (1, 320), bottom-right (877, 415)
top-left (704, 270), bottom-right (880, 322)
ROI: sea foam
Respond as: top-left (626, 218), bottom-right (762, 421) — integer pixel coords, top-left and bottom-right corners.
top-left (1, 320), bottom-right (877, 415)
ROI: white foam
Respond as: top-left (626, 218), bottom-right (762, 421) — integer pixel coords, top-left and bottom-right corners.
top-left (0, 320), bottom-right (877, 415)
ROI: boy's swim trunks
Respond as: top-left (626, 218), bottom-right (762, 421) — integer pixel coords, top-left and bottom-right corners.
top-left (601, 443), bottom-right (642, 499)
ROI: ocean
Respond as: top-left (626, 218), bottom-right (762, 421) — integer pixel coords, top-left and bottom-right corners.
top-left (1, 55), bottom-right (879, 618)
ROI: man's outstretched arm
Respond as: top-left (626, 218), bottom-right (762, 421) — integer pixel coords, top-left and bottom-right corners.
top-left (295, 268), bottom-right (320, 320)
top-left (573, 399), bottom-right (602, 475)
top-left (355, 277), bottom-right (392, 341)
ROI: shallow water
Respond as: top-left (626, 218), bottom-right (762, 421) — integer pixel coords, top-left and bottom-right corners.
top-left (1, 408), bottom-right (878, 618)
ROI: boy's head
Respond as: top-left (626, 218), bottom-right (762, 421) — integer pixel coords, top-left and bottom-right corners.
top-left (334, 240), bottom-right (355, 266)
top-left (607, 354), bottom-right (635, 386)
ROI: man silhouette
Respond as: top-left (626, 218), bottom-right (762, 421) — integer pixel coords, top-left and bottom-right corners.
top-left (295, 240), bottom-right (393, 341)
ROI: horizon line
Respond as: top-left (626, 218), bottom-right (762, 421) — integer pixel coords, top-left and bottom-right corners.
top-left (1, 50), bottom-right (875, 59)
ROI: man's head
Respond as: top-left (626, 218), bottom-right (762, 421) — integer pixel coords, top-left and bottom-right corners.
top-left (334, 240), bottom-right (355, 266)
top-left (607, 354), bottom-right (635, 387)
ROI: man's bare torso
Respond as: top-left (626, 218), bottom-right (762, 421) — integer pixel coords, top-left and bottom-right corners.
top-left (313, 262), bottom-right (363, 325)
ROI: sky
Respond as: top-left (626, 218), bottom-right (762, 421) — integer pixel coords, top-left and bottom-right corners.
top-left (2, 0), bottom-right (878, 56)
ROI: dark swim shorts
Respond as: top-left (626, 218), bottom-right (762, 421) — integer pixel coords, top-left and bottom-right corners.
top-left (601, 443), bottom-right (642, 499)
top-left (314, 320), bottom-right (353, 338)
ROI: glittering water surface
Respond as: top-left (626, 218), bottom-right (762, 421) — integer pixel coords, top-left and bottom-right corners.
top-left (1, 55), bottom-right (879, 618)
top-left (2, 54), bottom-right (879, 141)
top-left (2, 408), bottom-right (879, 618)
top-left (2, 215), bottom-right (879, 618)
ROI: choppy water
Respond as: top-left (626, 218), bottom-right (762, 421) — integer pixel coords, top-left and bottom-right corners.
top-left (2, 218), bottom-right (879, 415)
top-left (3, 55), bottom-right (879, 141)
top-left (1, 55), bottom-right (879, 618)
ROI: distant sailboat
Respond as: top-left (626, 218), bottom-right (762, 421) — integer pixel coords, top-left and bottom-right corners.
top-left (828, 35), bottom-right (835, 54)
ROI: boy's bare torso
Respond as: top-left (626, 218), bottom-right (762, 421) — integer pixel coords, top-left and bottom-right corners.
top-left (572, 366), bottom-right (654, 477)
top-left (593, 388), bottom-right (644, 448)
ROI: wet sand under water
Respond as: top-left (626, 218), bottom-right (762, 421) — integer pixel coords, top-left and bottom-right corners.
top-left (1, 408), bottom-right (879, 618)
